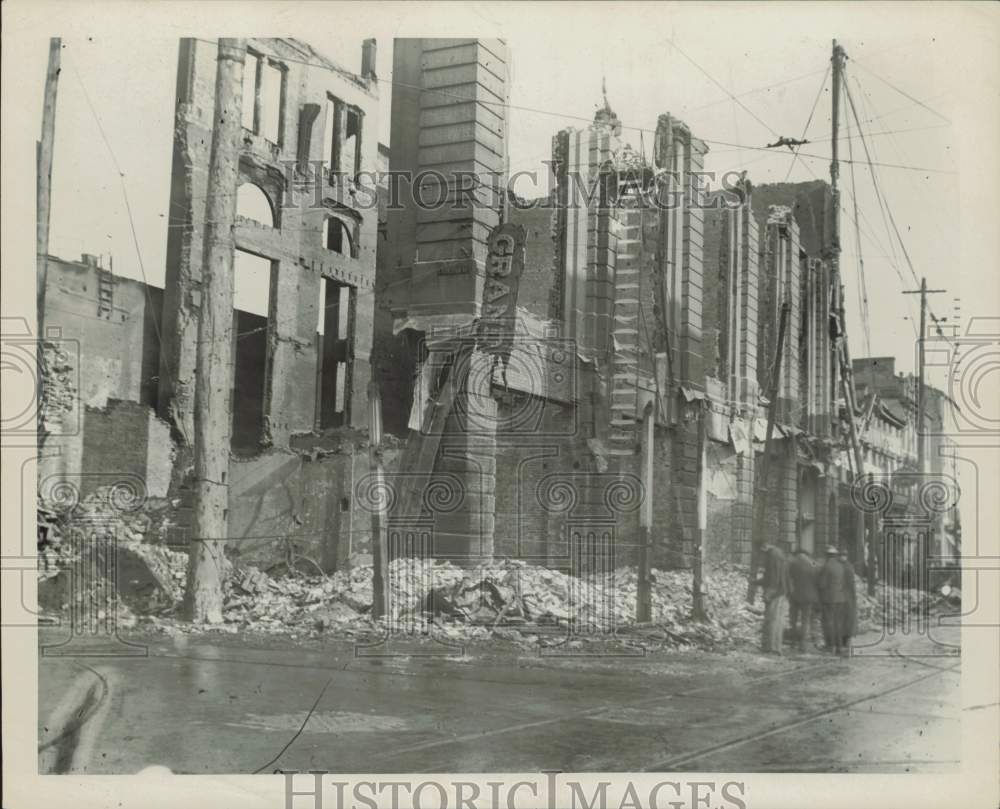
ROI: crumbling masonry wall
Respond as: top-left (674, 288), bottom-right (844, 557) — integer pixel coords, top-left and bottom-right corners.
top-left (158, 38), bottom-right (380, 454)
top-left (38, 255), bottom-right (169, 501)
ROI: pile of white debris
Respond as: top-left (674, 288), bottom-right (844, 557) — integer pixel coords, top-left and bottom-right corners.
top-left (200, 557), bottom-right (764, 648)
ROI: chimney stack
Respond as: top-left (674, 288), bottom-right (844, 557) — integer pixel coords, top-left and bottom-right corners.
top-left (362, 39), bottom-right (377, 82)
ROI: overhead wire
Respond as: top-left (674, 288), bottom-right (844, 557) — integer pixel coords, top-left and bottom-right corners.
top-left (181, 37), bottom-right (953, 176)
top-left (71, 62), bottom-right (163, 346)
top-left (843, 74), bottom-right (953, 346)
top-left (843, 70), bottom-right (872, 355)
top-left (783, 64), bottom-right (830, 182)
top-left (851, 57), bottom-right (951, 124)
top-left (853, 74), bottom-right (956, 342)
top-left (845, 73), bottom-right (923, 337)
top-left (64, 37), bottom-right (951, 361)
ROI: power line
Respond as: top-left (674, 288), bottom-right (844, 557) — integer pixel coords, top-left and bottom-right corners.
top-left (851, 58), bottom-right (952, 124)
top-left (852, 74), bottom-right (955, 341)
top-left (684, 66), bottom-right (828, 114)
top-left (807, 121), bottom-right (950, 146)
top-left (843, 72), bottom-right (952, 346)
top-left (783, 65), bottom-right (830, 182)
top-left (185, 36), bottom-right (953, 176)
top-left (665, 38), bottom-right (779, 137)
top-left (71, 64), bottom-right (162, 348)
top-left (844, 73), bottom-right (872, 356)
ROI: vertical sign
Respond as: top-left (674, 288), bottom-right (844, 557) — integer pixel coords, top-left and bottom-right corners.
top-left (478, 223), bottom-right (526, 365)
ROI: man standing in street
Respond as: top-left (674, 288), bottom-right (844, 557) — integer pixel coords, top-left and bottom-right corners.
top-left (838, 549), bottom-right (859, 652)
top-left (757, 541), bottom-right (791, 655)
top-left (818, 546), bottom-right (849, 655)
top-left (788, 547), bottom-right (819, 652)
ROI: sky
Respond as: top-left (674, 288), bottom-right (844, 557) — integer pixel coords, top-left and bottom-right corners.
top-left (14, 2), bottom-right (997, 393)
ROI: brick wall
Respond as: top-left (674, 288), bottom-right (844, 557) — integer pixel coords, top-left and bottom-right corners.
top-left (160, 38), bottom-right (381, 447)
top-left (508, 202), bottom-right (556, 320)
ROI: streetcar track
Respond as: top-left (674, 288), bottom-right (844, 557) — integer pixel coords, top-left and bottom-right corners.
top-left (643, 657), bottom-right (960, 770)
top-left (40, 629), bottom-right (961, 773)
top-left (372, 656), bottom-right (855, 766)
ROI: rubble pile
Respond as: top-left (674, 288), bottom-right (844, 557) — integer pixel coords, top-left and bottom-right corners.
top-left (857, 576), bottom-right (962, 629)
top-left (208, 557), bottom-right (764, 649)
top-left (37, 487), bottom-right (185, 615)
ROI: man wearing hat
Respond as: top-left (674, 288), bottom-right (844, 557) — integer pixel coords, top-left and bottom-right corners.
top-left (818, 545), bottom-right (850, 655)
top-left (788, 547), bottom-right (819, 652)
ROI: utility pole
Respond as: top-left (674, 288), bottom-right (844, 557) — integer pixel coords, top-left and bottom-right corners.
top-left (185, 39), bottom-right (246, 624)
top-left (37, 38), bottom-right (61, 333)
top-left (637, 401), bottom-right (654, 623)
top-left (830, 39), bottom-right (868, 582)
top-left (830, 40), bottom-right (846, 223)
top-left (692, 401), bottom-right (708, 621)
top-left (903, 277), bottom-right (946, 475)
top-left (369, 380), bottom-right (389, 620)
top-left (747, 301), bottom-right (790, 603)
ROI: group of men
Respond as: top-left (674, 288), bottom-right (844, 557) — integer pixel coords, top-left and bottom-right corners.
top-left (757, 542), bottom-right (858, 656)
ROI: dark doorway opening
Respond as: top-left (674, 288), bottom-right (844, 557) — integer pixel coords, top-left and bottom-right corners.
top-left (316, 277), bottom-right (353, 429)
top-left (232, 249), bottom-right (274, 453)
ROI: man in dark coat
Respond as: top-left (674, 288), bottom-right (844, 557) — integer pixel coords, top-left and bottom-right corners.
top-left (788, 547), bottom-right (819, 651)
top-left (818, 546), bottom-right (850, 655)
top-left (838, 550), bottom-right (859, 651)
top-left (757, 541), bottom-right (791, 655)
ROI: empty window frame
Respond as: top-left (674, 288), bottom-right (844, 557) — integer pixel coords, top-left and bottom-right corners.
top-left (316, 277), bottom-right (355, 429)
top-left (232, 249), bottom-right (275, 452)
top-left (241, 50), bottom-right (286, 145)
top-left (325, 94), bottom-right (363, 180)
top-left (324, 215), bottom-right (354, 256)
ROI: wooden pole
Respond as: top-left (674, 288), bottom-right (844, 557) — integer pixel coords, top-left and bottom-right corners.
top-left (693, 400), bottom-right (708, 620)
top-left (902, 278), bottom-right (945, 473)
top-left (636, 402), bottom-right (654, 623)
top-left (747, 301), bottom-right (790, 603)
top-left (37, 38), bottom-right (61, 333)
top-left (369, 380), bottom-right (389, 620)
top-left (838, 338), bottom-right (870, 583)
top-left (185, 39), bottom-right (246, 623)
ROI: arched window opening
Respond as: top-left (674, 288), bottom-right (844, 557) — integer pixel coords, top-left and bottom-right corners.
top-left (236, 183), bottom-right (275, 228)
top-left (325, 216), bottom-right (353, 255)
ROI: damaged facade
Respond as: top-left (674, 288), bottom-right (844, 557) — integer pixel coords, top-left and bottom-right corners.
top-left (40, 38), bottom-right (387, 572)
top-left (39, 36), bottom-right (954, 591)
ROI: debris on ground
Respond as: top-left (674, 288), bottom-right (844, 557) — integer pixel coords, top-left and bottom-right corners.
top-left (142, 557), bottom-right (764, 649)
top-left (36, 486), bottom-right (186, 614)
top-left (38, 513), bottom-right (960, 653)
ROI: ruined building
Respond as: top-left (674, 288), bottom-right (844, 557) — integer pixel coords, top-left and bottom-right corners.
top-left (38, 36), bottom-right (952, 587)
top-left (40, 38), bottom-right (387, 572)
top-left (159, 37), bottom-right (380, 451)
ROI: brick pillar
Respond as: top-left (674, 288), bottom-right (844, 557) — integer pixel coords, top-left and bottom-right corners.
top-left (552, 120), bottom-right (619, 360)
top-left (733, 450), bottom-right (754, 563)
top-left (387, 38), bottom-right (509, 318)
top-left (653, 115), bottom-right (708, 392)
top-left (681, 138), bottom-right (707, 388)
top-left (775, 443), bottom-right (799, 552)
top-left (432, 349), bottom-right (498, 565)
top-left (386, 39), bottom-right (509, 564)
top-left (759, 206), bottom-right (801, 422)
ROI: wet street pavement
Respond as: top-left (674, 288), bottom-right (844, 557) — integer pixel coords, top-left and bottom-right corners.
top-left (38, 622), bottom-right (960, 774)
